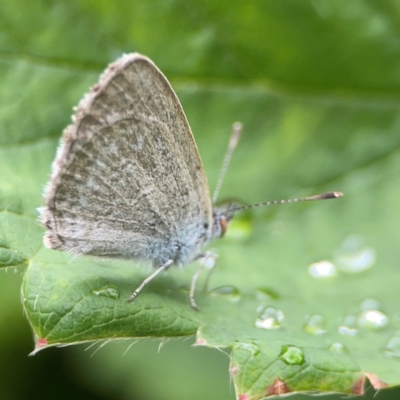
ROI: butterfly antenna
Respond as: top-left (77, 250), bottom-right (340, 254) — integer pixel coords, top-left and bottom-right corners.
top-left (228, 192), bottom-right (343, 214)
top-left (212, 122), bottom-right (243, 204)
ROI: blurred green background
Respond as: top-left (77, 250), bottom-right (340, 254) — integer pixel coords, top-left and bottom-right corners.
top-left (2, 0), bottom-right (400, 399)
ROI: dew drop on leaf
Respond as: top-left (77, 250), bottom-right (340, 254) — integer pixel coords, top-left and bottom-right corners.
top-left (255, 306), bottom-right (284, 330)
top-left (334, 234), bottom-right (376, 273)
top-left (338, 315), bottom-right (359, 336)
top-left (208, 285), bottom-right (240, 302)
top-left (90, 284), bottom-right (119, 299)
top-left (308, 260), bottom-right (336, 278)
top-left (235, 341), bottom-right (261, 356)
top-left (357, 298), bottom-right (388, 330)
top-left (383, 332), bottom-right (400, 359)
top-left (303, 314), bottom-right (327, 335)
top-left (358, 310), bottom-right (388, 330)
top-left (329, 342), bottom-right (349, 353)
top-left (279, 345), bottom-right (305, 365)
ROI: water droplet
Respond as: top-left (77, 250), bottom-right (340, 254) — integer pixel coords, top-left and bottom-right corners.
top-left (303, 314), bottom-right (327, 335)
top-left (383, 332), bottom-right (400, 358)
top-left (279, 345), bottom-right (305, 365)
top-left (308, 260), bottom-right (337, 278)
top-left (255, 287), bottom-right (280, 301)
top-left (208, 285), bottom-right (240, 302)
top-left (255, 306), bottom-right (284, 330)
top-left (338, 315), bottom-right (359, 336)
top-left (335, 235), bottom-right (376, 273)
top-left (90, 284), bottom-right (119, 300)
top-left (358, 310), bottom-right (388, 330)
top-left (234, 341), bottom-right (260, 356)
top-left (329, 342), bottom-right (349, 353)
top-left (356, 298), bottom-right (388, 330)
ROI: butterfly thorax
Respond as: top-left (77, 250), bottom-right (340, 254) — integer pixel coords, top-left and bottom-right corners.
top-left (153, 209), bottom-right (231, 267)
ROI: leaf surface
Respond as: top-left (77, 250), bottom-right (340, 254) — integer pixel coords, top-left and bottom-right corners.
top-left (1, 0), bottom-right (400, 398)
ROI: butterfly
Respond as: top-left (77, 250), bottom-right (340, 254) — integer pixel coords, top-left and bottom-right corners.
top-left (41, 53), bottom-right (342, 310)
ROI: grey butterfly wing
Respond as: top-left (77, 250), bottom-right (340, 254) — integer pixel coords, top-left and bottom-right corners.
top-left (42, 54), bottom-right (213, 265)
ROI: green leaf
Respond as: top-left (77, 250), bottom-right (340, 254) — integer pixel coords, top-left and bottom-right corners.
top-left (2, 0), bottom-right (400, 398)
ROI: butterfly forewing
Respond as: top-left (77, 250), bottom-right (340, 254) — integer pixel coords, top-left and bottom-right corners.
top-left (43, 54), bottom-right (212, 264)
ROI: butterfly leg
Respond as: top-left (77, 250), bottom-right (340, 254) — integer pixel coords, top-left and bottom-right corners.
top-left (189, 252), bottom-right (218, 311)
top-left (127, 259), bottom-right (174, 303)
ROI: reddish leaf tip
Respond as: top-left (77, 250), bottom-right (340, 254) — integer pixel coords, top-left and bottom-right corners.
top-left (29, 338), bottom-right (49, 356)
top-left (37, 338), bottom-right (48, 348)
top-left (365, 373), bottom-right (389, 390)
top-left (352, 375), bottom-right (365, 395)
top-left (353, 373), bottom-right (389, 395)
